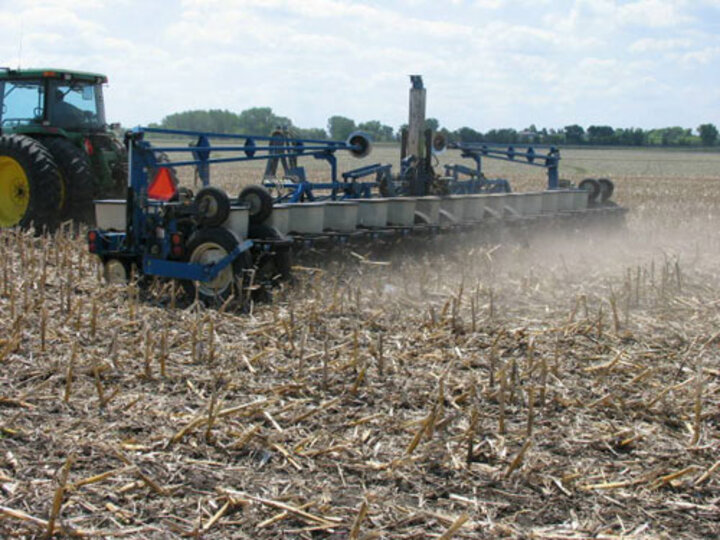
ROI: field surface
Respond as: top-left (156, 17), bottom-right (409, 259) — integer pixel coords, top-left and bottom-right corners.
top-left (1, 146), bottom-right (719, 538)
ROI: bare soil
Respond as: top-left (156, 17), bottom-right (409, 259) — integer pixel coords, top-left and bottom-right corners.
top-left (1, 152), bottom-right (719, 538)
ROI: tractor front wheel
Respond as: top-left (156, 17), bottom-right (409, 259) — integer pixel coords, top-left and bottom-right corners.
top-left (0, 134), bottom-right (61, 231)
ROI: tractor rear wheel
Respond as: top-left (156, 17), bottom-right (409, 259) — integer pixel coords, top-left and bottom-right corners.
top-left (0, 134), bottom-right (61, 231)
top-left (40, 137), bottom-right (97, 223)
top-left (108, 137), bottom-right (128, 198)
top-left (182, 227), bottom-right (251, 305)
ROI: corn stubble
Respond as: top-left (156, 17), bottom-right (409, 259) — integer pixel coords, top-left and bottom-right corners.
top-left (1, 162), bottom-right (719, 538)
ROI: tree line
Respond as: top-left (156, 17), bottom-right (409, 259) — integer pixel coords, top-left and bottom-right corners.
top-left (448, 123), bottom-right (720, 147)
top-left (149, 108), bottom-right (720, 147)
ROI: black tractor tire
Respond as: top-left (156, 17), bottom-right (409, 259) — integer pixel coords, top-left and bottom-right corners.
top-left (195, 186), bottom-right (230, 227)
top-left (40, 137), bottom-right (97, 224)
top-left (238, 185), bottom-right (273, 224)
top-left (110, 139), bottom-right (129, 197)
top-left (248, 223), bottom-right (292, 282)
top-left (0, 134), bottom-right (62, 231)
top-left (181, 227), bottom-right (252, 305)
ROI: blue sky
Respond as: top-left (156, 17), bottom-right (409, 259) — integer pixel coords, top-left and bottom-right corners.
top-left (1, 0), bottom-right (719, 133)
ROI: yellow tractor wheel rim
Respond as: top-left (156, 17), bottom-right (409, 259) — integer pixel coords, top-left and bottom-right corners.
top-left (0, 156), bottom-right (31, 227)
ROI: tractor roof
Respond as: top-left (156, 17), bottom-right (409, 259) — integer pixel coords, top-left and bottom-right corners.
top-left (0, 67), bottom-right (108, 83)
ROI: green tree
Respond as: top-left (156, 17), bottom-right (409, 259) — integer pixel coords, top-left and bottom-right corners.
top-left (454, 126), bottom-right (483, 142)
top-left (358, 120), bottom-right (394, 142)
top-left (485, 128), bottom-right (517, 144)
top-left (652, 127), bottom-right (693, 146)
top-left (396, 124), bottom-right (408, 141)
top-left (294, 127), bottom-right (327, 140)
top-left (161, 109), bottom-right (241, 133)
top-left (564, 124), bottom-right (585, 144)
top-left (327, 115), bottom-right (356, 140)
top-left (238, 107), bottom-right (291, 135)
top-left (424, 118), bottom-right (440, 132)
top-left (587, 125), bottom-right (615, 145)
top-left (545, 128), bottom-right (565, 145)
top-left (698, 123), bottom-right (719, 146)
top-left (615, 127), bottom-right (645, 146)
top-left (378, 124), bottom-right (394, 141)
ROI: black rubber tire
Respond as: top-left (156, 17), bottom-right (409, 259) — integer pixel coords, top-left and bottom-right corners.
top-left (248, 223), bottom-right (292, 282)
top-left (578, 178), bottom-right (600, 204)
top-left (597, 178), bottom-right (614, 203)
top-left (238, 185), bottom-right (273, 224)
top-left (85, 134), bottom-right (128, 198)
top-left (377, 169), bottom-right (396, 197)
top-left (109, 138), bottom-right (129, 198)
top-left (346, 131), bottom-right (372, 158)
top-left (102, 257), bottom-right (131, 284)
top-left (181, 227), bottom-right (251, 305)
top-left (0, 134), bottom-right (62, 231)
top-left (40, 137), bottom-right (97, 224)
top-left (195, 186), bottom-right (230, 227)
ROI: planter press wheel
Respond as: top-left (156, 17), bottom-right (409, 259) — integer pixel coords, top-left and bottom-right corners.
top-left (578, 178), bottom-right (600, 204)
top-left (103, 258), bottom-right (130, 284)
top-left (103, 258), bottom-right (147, 287)
top-left (248, 223), bottom-right (292, 283)
top-left (597, 178), bottom-right (614, 203)
top-left (238, 185), bottom-right (273, 225)
top-left (195, 186), bottom-right (230, 227)
top-left (182, 227), bottom-right (251, 305)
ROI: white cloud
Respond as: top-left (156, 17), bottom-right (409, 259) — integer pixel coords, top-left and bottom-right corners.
top-left (677, 46), bottom-right (720, 65)
top-left (629, 37), bottom-right (692, 53)
top-left (1, 0), bottom-right (717, 130)
top-left (618, 0), bottom-right (694, 28)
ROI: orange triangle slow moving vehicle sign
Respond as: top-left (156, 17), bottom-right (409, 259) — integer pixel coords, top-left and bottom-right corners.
top-left (148, 167), bottom-right (177, 201)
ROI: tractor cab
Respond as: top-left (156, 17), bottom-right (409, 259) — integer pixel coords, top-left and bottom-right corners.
top-left (0, 68), bottom-right (108, 135)
top-left (0, 68), bottom-right (126, 230)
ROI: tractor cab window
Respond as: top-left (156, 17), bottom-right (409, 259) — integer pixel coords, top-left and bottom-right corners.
top-left (48, 81), bottom-right (106, 130)
top-left (0, 80), bottom-right (45, 127)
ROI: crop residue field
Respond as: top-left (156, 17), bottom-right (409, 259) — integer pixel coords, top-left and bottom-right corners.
top-left (1, 147), bottom-right (719, 538)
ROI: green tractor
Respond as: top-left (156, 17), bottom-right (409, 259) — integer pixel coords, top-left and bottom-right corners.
top-left (0, 68), bottom-right (127, 230)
